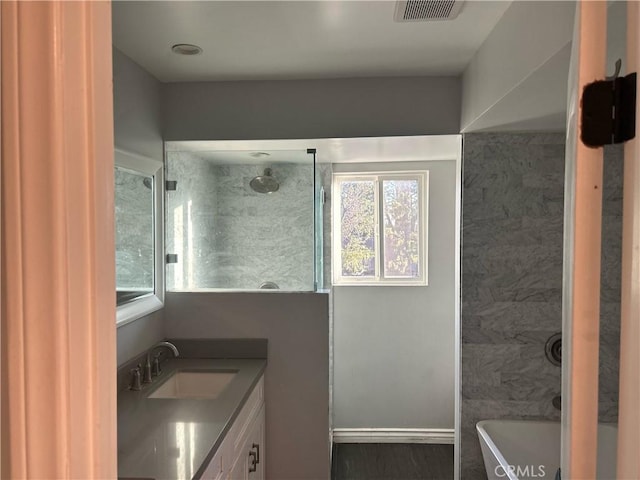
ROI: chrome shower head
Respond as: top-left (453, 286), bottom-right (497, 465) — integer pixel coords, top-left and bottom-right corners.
top-left (250, 168), bottom-right (279, 194)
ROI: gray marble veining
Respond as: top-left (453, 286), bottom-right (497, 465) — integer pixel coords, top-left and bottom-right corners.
top-left (461, 133), bottom-right (622, 479)
top-left (598, 144), bottom-right (623, 424)
top-left (165, 152), bottom-right (324, 291)
top-left (317, 163), bottom-right (333, 289)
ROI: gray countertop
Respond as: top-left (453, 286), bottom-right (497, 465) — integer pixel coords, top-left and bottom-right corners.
top-left (118, 358), bottom-right (266, 480)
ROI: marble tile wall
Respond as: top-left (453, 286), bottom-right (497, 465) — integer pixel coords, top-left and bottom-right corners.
top-left (461, 133), bottom-right (622, 479)
top-left (166, 152), bottom-right (318, 291)
top-left (211, 162), bottom-right (315, 290)
top-left (317, 163), bottom-right (333, 289)
top-left (165, 151), bottom-right (218, 290)
top-left (598, 144), bottom-right (623, 422)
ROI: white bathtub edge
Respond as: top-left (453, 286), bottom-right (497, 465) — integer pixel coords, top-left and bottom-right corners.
top-left (476, 420), bottom-right (519, 480)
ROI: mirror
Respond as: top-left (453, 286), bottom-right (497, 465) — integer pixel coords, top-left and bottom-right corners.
top-left (115, 148), bottom-right (164, 326)
top-left (115, 168), bottom-right (154, 303)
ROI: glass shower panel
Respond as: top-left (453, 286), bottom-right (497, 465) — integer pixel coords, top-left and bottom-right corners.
top-left (165, 149), bottom-right (317, 291)
top-left (316, 158), bottom-right (333, 290)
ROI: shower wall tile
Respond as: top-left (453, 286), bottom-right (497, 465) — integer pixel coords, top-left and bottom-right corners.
top-left (461, 133), bottom-right (622, 479)
top-left (212, 162), bottom-right (315, 291)
top-left (318, 163), bottom-right (333, 289)
top-left (165, 151), bottom-right (218, 290)
top-left (598, 144), bottom-right (623, 423)
top-left (165, 154), bottom-right (319, 291)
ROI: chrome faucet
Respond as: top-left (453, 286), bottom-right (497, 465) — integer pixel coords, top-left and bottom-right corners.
top-left (143, 341), bottom-right (180, 384)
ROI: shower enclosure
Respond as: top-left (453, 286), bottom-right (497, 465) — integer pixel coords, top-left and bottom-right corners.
top-left (164, 146), bottom-right (325, 292)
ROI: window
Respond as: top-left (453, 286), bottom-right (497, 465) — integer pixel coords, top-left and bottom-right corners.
top-left (332, 172), bottom-right (428, 285)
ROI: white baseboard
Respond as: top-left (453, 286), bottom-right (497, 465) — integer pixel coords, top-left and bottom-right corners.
top-left (332, 428), bottom-right (454, 444)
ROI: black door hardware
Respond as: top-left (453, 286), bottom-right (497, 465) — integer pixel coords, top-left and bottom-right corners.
top-left (581, 59), bottom-right (636, 148)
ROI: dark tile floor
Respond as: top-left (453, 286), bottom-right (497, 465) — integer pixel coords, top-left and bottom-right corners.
top-left (331, 443), bottom-right (454, 480)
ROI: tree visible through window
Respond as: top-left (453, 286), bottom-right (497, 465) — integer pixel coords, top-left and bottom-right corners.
top-left (334, 172), bottom-right (427, 285)
top-left (383, 179), bottom-right (420, 278)
top-left (340, 180), bottom-right (376, 277)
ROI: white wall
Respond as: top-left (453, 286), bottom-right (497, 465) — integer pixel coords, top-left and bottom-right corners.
top-left (460, 1), bottom-right (631, 133)
top-left (332, 160), bottom-right (457, 430)
top-left (161, 76), bottom-right (461, 141)
top-left (113, 47), bottom-right (165, 365)
top-left (461, 1), bottom-right (575, 132)
top-left (164, 292), bottom-right (330, 480)
top-left (113, 47), bottom-right (163, 159)
top-left (116, 310), bottom-right (164, 366)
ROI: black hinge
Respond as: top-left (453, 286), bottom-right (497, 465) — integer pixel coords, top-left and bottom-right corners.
top-left (166, 254), bottom-right (178, 264)
top-left (166, 180), bottom-right (177, 191)
top-left (581, 63), bottom-right (636, 148)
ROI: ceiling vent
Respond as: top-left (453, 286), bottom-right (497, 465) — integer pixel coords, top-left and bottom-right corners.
top-left (394, 0), bottom-right (464, 22)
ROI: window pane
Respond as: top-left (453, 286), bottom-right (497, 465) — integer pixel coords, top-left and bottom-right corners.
top-left (340, 180), bottom-right (376, 277)
top-left (382, 179), bottom-right (420, 278)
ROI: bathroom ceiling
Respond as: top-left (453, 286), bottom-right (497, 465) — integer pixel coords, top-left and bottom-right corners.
top-left (111, 1), bottom-right (511, 82)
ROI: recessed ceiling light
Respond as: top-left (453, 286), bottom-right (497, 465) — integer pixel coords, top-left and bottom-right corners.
top-left (171, 44), bottom-right (203, 56)
top-left (249, 152), bottom-right (271, 158)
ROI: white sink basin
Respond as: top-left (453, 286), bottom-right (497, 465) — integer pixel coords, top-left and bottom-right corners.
top-left (148, 370), bottom-right (237, 399)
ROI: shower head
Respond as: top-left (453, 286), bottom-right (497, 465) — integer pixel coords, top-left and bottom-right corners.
top-left (250, 168), bottom-right (279, 194)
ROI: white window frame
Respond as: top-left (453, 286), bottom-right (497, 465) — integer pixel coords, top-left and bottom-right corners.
top-left (332, 171), bottom-right (428, 286)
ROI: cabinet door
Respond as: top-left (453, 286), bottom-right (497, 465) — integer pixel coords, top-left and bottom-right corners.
top-left (201, 445), bottom-right (226, 480)
top-left (228, 405), bottom-right (265, 480)
top-left (228, 451), bottom-right (248, 480)
top-left (249, 406), bottom-right (265, 480)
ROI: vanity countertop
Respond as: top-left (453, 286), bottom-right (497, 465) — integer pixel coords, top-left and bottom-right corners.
top-left (117, 358), bottom-right (266, 480)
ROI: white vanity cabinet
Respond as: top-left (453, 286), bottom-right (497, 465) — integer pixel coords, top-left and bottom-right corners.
top-left (201, 375), bottom-right (265, 480)
top-left (228, 405), bottom-right (265, 480)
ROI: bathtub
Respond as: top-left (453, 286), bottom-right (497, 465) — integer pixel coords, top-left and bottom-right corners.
top-left (477, 420), bottom-right (617, 480)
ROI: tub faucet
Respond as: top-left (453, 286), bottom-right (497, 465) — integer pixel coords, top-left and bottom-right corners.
top-left (143, 341), bottom-right (180, 383)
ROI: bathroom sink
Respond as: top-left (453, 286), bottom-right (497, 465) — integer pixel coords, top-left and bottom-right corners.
top-left (148, 370), bottom-right (238, 399)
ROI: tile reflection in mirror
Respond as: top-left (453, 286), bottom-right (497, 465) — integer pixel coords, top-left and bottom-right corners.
top-left (115, 167), bottom-right (154, 305)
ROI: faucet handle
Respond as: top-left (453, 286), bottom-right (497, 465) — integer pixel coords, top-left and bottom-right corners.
top-left (129, 364), bottom-right (142, 391)
top-left (142, 355), bottom-right (153, 384)
top-left (152, 352), bottom-right (163, 376)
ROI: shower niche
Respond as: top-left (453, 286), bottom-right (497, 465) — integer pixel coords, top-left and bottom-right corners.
top-left (165, 145), bottom-right (324, 292)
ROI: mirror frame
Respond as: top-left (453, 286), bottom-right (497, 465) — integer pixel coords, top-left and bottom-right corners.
top-left (115, 147), bottom-right (164, 327)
